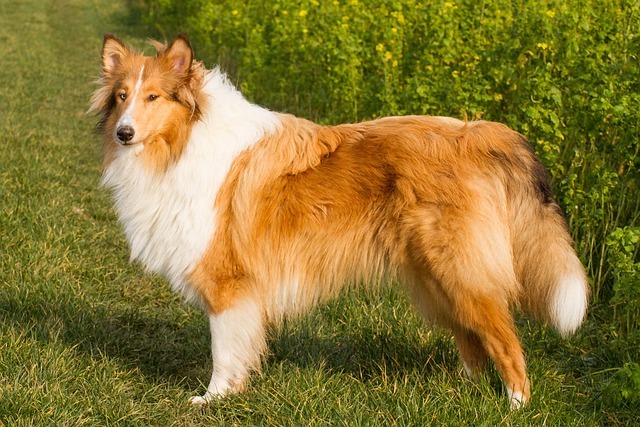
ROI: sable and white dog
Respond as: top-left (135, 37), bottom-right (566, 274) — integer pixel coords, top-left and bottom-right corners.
top-left (90, 34), bottom-right (588, 408)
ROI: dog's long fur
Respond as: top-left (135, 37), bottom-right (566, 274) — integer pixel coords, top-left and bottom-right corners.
top-left (91, 34), bottom-right (589, 408)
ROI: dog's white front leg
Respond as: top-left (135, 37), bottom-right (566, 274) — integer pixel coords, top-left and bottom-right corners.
top-left (189, 299), bottom-right (265, 405)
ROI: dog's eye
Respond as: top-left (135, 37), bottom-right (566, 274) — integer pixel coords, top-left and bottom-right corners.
top-left (148, 94), bottom-right (158, 101)
top-left (118, 93), bottom-right (127, 101)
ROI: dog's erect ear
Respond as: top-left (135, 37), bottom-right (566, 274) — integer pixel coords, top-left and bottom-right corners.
top-left (165, 34), bottom-right (193, 77)
top-left (101, 33), bottom-right (127, 75)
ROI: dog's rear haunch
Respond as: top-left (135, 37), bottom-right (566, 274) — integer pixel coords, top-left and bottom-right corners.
top-left (91, 34), bottom-right (589, 408)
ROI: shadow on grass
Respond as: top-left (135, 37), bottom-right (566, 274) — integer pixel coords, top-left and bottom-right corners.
top-left (0, 280), bottom-right (462, 393)
top-left (268, 313), bottom-right (460, 383)
top-left (0, 287), bottom-right (206, 384)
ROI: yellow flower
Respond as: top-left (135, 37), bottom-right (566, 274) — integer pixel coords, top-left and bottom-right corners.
top-left (384, 51), bottom-right (393, 61)
top-left (536, 42), bottom-right (550, 50)
top-left (444, 2), bottom-right (454, 7)
top-left (231, 9), bottom-right (239, 15)
top-left (546, 10), bottom-right (556, 18)
top-left (392, 60), bottom-right (398, 68)
top-left (298, 9), bottom-right (308, 17)
top-left (391, 11), bottom-right (405, 24)
top-left (376, 43), bottom-right (385, 52)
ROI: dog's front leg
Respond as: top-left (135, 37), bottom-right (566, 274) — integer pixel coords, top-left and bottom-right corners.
top-left (190, 298), bottom-right (266, 405)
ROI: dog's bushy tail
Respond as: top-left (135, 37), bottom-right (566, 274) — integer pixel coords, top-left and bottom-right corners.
top-left (510, 142), bottom-right (589, 336)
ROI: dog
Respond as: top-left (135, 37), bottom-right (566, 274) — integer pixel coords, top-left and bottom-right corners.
top-left (90, 33), bottom-right (588, 408)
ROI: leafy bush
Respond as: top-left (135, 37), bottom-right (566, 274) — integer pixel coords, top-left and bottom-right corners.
top-left (606, 227), bottom-right (640, 337)
top-left (139, 0), bottom-right (639, 336)
top-left (602, 362), bottom-right (640, 409)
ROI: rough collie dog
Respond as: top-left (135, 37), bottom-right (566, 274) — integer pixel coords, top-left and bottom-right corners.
top-left (90, 34), bottom-right (589, 408)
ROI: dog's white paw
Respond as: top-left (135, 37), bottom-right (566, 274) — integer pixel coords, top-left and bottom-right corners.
top-left (189, 395), bottom-right (209, 406)
top-left (508, 389), bottom-right (527, 410)
top-left (189, 387), bottom-right (231, 406)
top-left (189, 392), bottom-right (218, 406)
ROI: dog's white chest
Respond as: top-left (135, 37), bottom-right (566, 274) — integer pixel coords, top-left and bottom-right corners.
top-left (102, 135), bottom-right (219, 301)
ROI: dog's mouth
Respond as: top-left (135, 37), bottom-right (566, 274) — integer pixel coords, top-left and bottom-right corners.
top-left (116, 139), bottom-right (141, 147)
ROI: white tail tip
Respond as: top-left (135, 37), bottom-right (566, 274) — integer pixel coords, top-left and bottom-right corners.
top-left (551, 273), bottom-right (588, 336)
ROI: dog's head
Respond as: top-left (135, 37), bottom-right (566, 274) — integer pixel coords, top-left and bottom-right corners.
top-left (91, 34), bottom-right (207, 169)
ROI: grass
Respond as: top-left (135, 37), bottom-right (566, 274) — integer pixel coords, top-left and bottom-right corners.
top-left (0, 0), bottom-right (634, 425)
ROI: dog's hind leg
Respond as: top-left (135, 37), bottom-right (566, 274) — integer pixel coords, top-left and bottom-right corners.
top-left (451, 327), bottom-right (488, 379)
top-left (405, 204), bottom-right (529, 408)
top-left (406, 273), bottom-right (489, 378)
top-left (189, 296), bottom-right (266, 405)
top-left (453, 296), bottom-right (530, 408)
top-left (408, 272), bottom-right (528, 407)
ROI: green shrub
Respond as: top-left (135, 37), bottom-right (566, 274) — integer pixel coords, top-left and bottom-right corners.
top-left (606, 227), bottom-right (640, 337)
top-left (602, 362), bottom-right (640, 409)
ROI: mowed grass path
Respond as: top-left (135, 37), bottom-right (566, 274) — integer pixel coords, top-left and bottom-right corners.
top-left (0, 0), bottom-right (615, 425)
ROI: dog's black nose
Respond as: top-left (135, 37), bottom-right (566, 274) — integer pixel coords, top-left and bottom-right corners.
top-left (116, 125), bottom-right (135, 143)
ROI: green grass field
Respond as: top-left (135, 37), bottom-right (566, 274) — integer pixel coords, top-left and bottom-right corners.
top-left (0, 0), bottom-right (636, 425)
